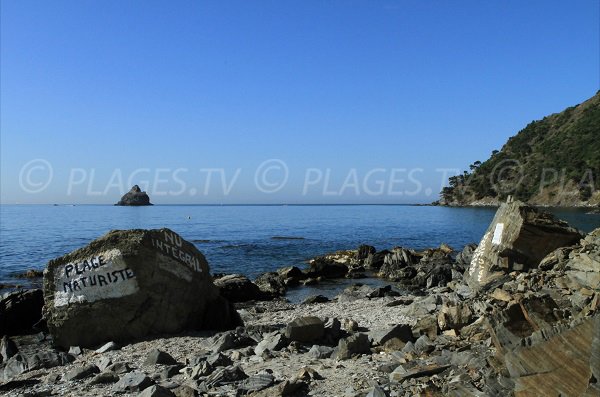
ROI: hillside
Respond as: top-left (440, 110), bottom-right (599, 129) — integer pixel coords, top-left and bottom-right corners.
top-left (437, 91), bottom-right (600, 207)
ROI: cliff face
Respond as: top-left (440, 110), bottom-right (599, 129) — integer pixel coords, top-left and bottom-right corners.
top-left (439, 91), bottom-right (600, 207)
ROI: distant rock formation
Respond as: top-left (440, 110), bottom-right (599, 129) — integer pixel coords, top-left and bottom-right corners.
top-left (115, 185), bottom-right (152, 206)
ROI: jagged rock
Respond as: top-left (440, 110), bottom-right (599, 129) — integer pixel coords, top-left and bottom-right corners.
top-left (206, 352), bottom-right (233, 367)
top-left (305, 257), bottom-right (348, 279)
top-left (357, 245), bottom-right (376, 261)
top-left (65, 364), bottom-right (99, 380)
top-left (389, 363), bottom-right (451, 382)
top-left (366, 385), bottom-right (388, 397)
top-left (204, 365), bottom-right (247, 387)
top-left (437, 302), bottom-right (474, 331)
top-left (213, 274), bottom-right (264, 302)
top-left (0, 289), bottom-right (44, 336)
top-left (172, 385), bottom-right (198, 397)
top-left (334, 333), bottom-right (370, 360)
top-left (501, 315), bottom-right (600, 396)
top-left (367, 285), bottom-right (400, 298)
top-left (254, 332), bottom-right (288, 356)
top-left (308, 344), bottom-right (334, 359)
top-left (90, 371), bottom-right (119, 385)
top-left (0, 336), bottom-right (18, 363)
top-left (296, 366), bottom-right (323, 381)
top-left (456, 244), bottom-right (477, 267)
top-left (115, 185), bottom-right (152, 206)
top-left (277, 266), bottom-right (306, 286)
top-left (369, 324), bottom-right (415, 350)
top-left (285, 317), bottom-right (324, 342)
top-left (144, 349), bottom-right (178, 366)
top-left (113, 372), bottom-right (155, 392)
top-left (43, 228), bottom-right (240, 348)
top-left (203, 329), bottom-right (256, 353)
top-left (413, 334), bottom-right (434, 354)
top-left (254, 272), bottom-right (286, 298)
top-left (138, 385), bottom-right (176, 397)
top-left (1, 350), bottom-right (75, 382)
top-left (238, 372), bottom-right (275, 393)
top-left (106, 362), bottom-right (131, 374)
top-left (465, 200), bottom-right (582, 291)
top-left (68, 346), bottom-right (82, 356)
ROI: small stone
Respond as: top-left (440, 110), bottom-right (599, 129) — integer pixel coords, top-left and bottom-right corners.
top-left (366, 385), bottom-right (388, 397)
top-left (97, 356), bottom-right (112, 371)
top-left (334, 333), bottom-right (371, 360)
top-left (285, 317), bottom-right (325, 342)
top-left (138, 385), bottom-right (176, 397)
top-left (296, 366), bottom-right (323, 381)
top-left (113, 372), bottom-right (155, 392)
top-left (255, 332), bottom-right (288, 356)
top-left (65, 364), bottom-right (100, 381)
top-left (206, 352), bottom-right (232, 367)
top-left (308, 345), bottom-right (334, 359)
top-left (106, 361), bottom-right (132, 374)
top-left (144, 349), bottom-right (178, 366)
top-left (68, 346), bottom-right (82, 356)
top-left (89, 371), bottom-right (119, 385)
top-left (95, 341), bottom-right (119, 354)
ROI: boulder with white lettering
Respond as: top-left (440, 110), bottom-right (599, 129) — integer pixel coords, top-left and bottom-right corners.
top-left (43, 228), bottom-right (241, 348)
top-left (464, 199), bottom-right (582, 291)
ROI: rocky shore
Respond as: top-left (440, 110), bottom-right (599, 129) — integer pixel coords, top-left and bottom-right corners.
top-left (1, 200), bottom-right (599, 396)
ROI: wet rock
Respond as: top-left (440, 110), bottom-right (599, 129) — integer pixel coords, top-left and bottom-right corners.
top-left (254, 272), bottom-right (286, 298)
top-left (255, 332), bottom-right (288, 356)
top-left (0, 289), bottom-right (44, 336)
top-left (0, 336), bottom-right (18, 363)
top-left (302, 294), bottom-right (330, 304)
top-left (214, 274), bottom-right (264, 302)
top-left (238, 372), bottom-right (275, 393)
top-left (115, 185), bottom-right (152, 206)
top-left (305, 257), bottom-right (348, 279)
top-left (308, 344), bottom-right (334, 359)
top-left (138, 385), bottom-right (176, 397)
top-left (144, 349), bottom-right (178, 366)
top-left (44, 228), bottom-right (238, 348)
top-left (464, 200), bottom-right (582, 291)
top-left (334, 333), bottom-right (370, 360)
top-left (65, 364), bottom-right (100, 381)
top-left (284, 317), bottom-right (324, 343)
top-left (113, 371), bottom-right (155, 392)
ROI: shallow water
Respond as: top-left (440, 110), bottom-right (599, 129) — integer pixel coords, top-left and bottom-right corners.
top-left (1, 204), bottom-right (598, 293)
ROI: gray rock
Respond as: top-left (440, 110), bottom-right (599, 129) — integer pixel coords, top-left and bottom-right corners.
top-left (254, 332), bottom-right (288, 356)
top-left (144, 349), bottom-right (178, 366)
top-left (464, 200), bottom-right (582, 291)
top-left (1, 350), bottom-right (75, 381)
top-left (138, 385), bottom-right (175, 397)
top-left (65, 364), bottom-right (100, 381)
top-left (95, 341), bottom-right (120, 353)
top-left (437, 302), bottom-right (473, 331)
top-left (308, 345), bottom-right (334, 359)
top-left (366, 385), bottom-right (388, 397)
top-left (113, 371), bottom-right (155, 392)
top-left (0, 336), bottom-right (18, 363)
top-left (213, 274), bottom-right (264, 302)
top-left (414, 335), bottom-right (434, 355)
top-left (285, 317), bottom-right (324, 342)
top-left (68, 346), bottom-right (82, 356)
top-left (106, 361), bottom-right (132, 374)
top-left (203, 329), bottom-right (255, 353)
top-left (96, 356), bottom-right (112, 371)
top-left (369, 324), bottom-right (414, 347)
top-left (334, 333), bottom-right (370, 360)
top-left (238, 372), bottom-right (275, 393)
top-left (43, 228), bottom-right (240, 348)
top-left (0, 289), bottom-right (44, 336)
top-left (302, 295), bottom-right (330, 304)
top-left (159, 365), bottom-right (182, 380)
top-left (115, 185), bottom-right (152, 206)
top-left (204, 365), bottom-right (247, 387)
top-left (206, 352), bottom-right (232, 367)
top-left (90, 371), bottom-right (119, 385)
top-left (254, 272), bottom-right (286, 298)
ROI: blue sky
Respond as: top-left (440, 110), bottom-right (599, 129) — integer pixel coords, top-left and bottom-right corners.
top-left (1, 0), bottom-right (598, 204)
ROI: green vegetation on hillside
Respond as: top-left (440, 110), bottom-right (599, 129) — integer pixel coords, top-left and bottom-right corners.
top-left (440, 91), bottom-right (600, 205)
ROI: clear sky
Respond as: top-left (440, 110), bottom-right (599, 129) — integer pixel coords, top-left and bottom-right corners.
top-left (1, 0), bottom-right (598, 204)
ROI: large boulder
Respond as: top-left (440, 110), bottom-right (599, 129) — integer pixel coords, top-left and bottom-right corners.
top-left (0, 289), bottom-right (44, 336)
top-left (43, 228), bottom-right (240, 348)
top-left (213, 274), bottom-right (264, 302)
top-left (115, 185), bottom-right (152, 206)
top-left (465, 200), bottom-right (582, 291)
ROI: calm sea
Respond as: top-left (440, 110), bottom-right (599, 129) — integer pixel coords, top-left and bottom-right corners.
top-left (1, 205), bottom-right (598, 297)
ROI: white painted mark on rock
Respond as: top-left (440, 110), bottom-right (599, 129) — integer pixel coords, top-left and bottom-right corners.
top-left (54, 249), bottom-right (139, 307)
top-left (492, 223), bottom-right (504, 245)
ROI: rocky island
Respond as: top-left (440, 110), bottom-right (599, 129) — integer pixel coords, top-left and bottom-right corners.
top-left (0, 201), bottom-right (598, 396)
top-left (115, 185), bottom-right (153, 206)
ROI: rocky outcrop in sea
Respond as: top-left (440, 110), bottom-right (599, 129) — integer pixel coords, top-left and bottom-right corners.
top-left (0, 200), bottom-right (598, 396)
top-left (115, 185), bottom-right (152, 206)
